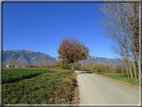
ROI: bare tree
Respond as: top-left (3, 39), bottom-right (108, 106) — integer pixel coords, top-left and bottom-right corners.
top-left (39, 60), bottom-right (45, 69)
top-left (11, 59), bottom-right (16, 68)
top-left (118, 3), bottom-right (139, 80)
top-left (96, 2), bottom-right (140, 80)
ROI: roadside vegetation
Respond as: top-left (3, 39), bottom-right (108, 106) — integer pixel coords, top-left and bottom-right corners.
top-left (25, 60), bottom-right (140, 86)
top-left (3, 68), bottom-right (76, 104)
top-left (96, 73), bottom-right (139, 86)
top-left (73, 62), bottom-right (140, 86)
top-left (43, 60), bottom-right (140, 86)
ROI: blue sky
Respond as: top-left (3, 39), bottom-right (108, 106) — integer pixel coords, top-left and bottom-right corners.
top-left (3, 3), bottom-right (116, 58)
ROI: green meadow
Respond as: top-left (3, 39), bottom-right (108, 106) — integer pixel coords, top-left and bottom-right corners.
top-left (3, 68), bottom-right (75, 104)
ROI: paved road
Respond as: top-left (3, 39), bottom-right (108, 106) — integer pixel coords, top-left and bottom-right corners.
top-left (75, 71), bottom-right (140, 104)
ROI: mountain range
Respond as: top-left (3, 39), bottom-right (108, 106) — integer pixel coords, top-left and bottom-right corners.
top-left (2, 50), bottom-right (123, 66)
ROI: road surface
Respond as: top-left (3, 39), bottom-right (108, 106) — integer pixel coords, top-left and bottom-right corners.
top-left (75, 71), bottom-right (140, 104)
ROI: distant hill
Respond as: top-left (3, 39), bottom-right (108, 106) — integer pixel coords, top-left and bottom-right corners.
top-left (53, 57), bottom-right (61, 62)
top-left (3, 50), bottom-right (57, 66)
top-left (3, 50), bottom-right (123, 66)
top-left (79, 56), bottom-right (123, 65)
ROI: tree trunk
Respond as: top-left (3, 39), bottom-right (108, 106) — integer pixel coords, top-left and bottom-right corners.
top-left (126, 49), bottom-right (133, 79)
top-left (134, 52), bottom-right (139, 78)
top-left (131, 52), bottom-right (138, 81)
top-left (117, 3), bottom-right (133, 79)
top-left (72, 63), bottom-right (74, 72)
top-left (125, 61), bottom-right (130, 79)
top-left (126, 4), bottom-right (138, 81)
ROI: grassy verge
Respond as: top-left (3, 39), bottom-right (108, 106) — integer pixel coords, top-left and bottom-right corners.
top-left (95, 73), bottom-right (139, 86)
top-left (3, 68), bottom-right (75, 104)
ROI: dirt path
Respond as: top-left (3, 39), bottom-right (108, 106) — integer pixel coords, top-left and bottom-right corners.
top-left (75, 71), bottom-right (139, 104)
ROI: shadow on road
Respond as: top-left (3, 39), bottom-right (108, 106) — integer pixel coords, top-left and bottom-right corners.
top-left (77, 72), bottom-right (93, 74)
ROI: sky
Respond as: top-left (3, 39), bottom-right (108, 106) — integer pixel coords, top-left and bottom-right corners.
top-left (3, 2), bottom-right (116, 59)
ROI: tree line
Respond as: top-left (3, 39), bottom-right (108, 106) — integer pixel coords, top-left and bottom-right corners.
top-left (39, 60), bottom-right (128, 75)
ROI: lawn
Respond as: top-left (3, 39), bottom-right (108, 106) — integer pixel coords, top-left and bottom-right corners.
top-left (3, 68), bottom-right (75, 104)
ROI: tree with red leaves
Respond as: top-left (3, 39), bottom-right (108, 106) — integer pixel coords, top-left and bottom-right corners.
top-left (57, 37), bottom-right (91, 72)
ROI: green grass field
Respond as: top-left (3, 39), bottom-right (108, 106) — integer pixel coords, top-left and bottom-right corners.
top-left (96, 73), bottom-right (139, 86)
top-left (3, 68), bottom-right (75, 104)
top-left (3, 68), bottom-right (56, 83)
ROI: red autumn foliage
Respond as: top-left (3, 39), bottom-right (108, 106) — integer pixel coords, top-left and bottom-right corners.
top-left (57, 37), bottom-right (91, 64)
